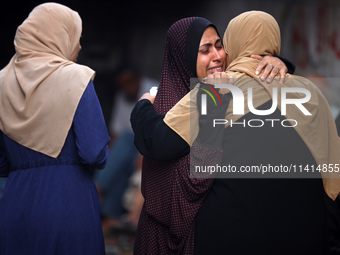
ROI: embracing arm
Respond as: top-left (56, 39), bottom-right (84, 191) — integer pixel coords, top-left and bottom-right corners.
top-left (252, 55), bottom-right (295, 83)
top-left (130, 99), bottom-right (190, 161)
top-left (129, 55), bottom-right (295, 161)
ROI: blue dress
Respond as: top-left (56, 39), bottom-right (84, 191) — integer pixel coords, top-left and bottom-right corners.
top-left (0, 80), bottom-right (110, 255)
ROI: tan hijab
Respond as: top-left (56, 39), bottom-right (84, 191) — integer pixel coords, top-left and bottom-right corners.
top-left (164, 11), bottom-right (340, 200)
top-left (0, 3), bottom-right (95, 158)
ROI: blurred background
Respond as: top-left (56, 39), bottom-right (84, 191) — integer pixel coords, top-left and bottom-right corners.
top-left (1, 0), bottom-right (340, 254)
top-left (2, 0), bottom-right (340, 124)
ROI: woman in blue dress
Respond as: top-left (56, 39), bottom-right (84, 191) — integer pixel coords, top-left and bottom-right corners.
top-left (0, 3), bottom-right (110, 254)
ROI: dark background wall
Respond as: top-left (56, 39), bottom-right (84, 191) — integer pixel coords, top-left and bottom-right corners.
top-left (1, 0), bottom-right (339, 125)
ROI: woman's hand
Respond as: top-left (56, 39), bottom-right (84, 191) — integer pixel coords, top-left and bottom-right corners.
top-left (205, 72), bottom-right (233, 94)
top-left (251, 54), bottom-right (288, 84)
top-left (139, 93), bottom-right (155, 104)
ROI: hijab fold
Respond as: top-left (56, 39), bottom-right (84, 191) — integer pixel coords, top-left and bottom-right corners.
top-left (0, 3), bottom-right (95, 158)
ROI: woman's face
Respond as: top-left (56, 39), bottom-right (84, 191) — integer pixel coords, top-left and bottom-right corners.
top-left (196, 26), bottom-right (226, 78)
top-left (70, 42), bottom-right (82, 62)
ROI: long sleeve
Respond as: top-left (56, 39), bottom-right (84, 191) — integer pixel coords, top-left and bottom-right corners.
top-left (276, 55), bottom-right (295, 74)
top-left (130, 99), bottom-right (190, 161)
top-left (73, 80), bottom-right (110, 169)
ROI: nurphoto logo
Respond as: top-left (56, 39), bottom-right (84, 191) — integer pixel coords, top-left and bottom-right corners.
top-left (199, 84), bottom-right (311, 128)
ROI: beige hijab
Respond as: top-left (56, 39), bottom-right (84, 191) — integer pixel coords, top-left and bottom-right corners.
top-left (164, 11), bottom-right (340, 200)
top-left (0, 3), bottom-right (95, 158)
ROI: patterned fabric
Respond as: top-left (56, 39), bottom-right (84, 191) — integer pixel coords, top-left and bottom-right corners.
top-left (134, 17), bottom-right (217, 254)
top-left (153, 18), bottom-right (194, 115)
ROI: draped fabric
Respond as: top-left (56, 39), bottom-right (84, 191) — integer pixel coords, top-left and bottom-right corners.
top-left (135, 17), bottom-right (217, 254)
top-left (224, 11), bottom-right (340, 199)
top-left (0, 3), bottom-right (95, 158)
top-left (164, 11), bottom-right (340, 200)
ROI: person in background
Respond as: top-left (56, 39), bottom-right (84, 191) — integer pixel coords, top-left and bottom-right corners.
top-left (0, 3), bottom-right (110, 254)
top-left (94, 66), bottom-right (158, 235)
top-left (109, 66), bottom-right (159, 143)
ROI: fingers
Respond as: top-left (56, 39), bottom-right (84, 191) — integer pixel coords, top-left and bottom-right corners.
top-left (206, 72), bottom-right (227, 83)
top-left (265, 66), bottom-right (280, 84)
top-left (258, 55), bottom-right (288, 83)
top-left (250, 54), bottom-right (263, 61)
top-left (260, 64), bottom-right (274, 82)
top-left (279, 67), bottom-right (288, 84)
top-left (205, 72), bottom-right (232, 94)
top-left (269, 56), bottom-right (287, 83)
top-left (254, 56), bottom-right (269, 75)
top-left (261, 65), bottom-right (288, 84)
top-left (207, 72), bottom-right (232, 80)
top-left (139, 93), bottom-right (155, 104)
top-left (206, 72), bottom-right (233, 85)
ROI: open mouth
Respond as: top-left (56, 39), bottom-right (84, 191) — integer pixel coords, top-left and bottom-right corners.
top-left (208, 66), bottom-right (223, 72)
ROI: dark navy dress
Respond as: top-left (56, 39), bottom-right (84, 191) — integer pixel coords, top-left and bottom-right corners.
top-left (0, 80), bottom-right (110, 255)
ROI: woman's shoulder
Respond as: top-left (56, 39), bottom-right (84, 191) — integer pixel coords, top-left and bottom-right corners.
top-left (55, 63), bottom-right (95, 82)
top-left (284, 74), bottom-right (322, 92)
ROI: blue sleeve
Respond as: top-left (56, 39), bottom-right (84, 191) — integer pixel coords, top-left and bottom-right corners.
top-left (0, 133), bottom-right (10, 177)
top-left (73, 80), bottom-right (110, 169)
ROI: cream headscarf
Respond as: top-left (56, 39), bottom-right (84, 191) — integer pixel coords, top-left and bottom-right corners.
top-left (0, 3), bottom-right (95, 158)
top-left (164, 11), bottom-right (340, 200)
